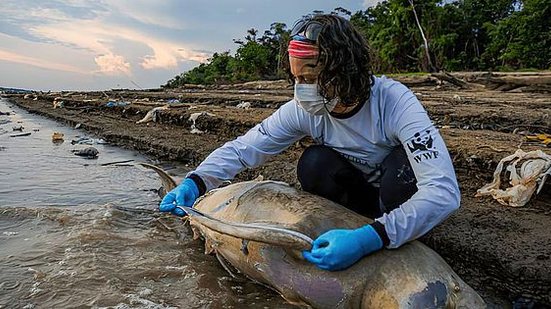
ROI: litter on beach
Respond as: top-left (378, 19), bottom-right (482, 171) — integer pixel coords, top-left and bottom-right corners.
top-left (166, 99), bottom-right (181, 104)
top-left (105, 101), bottom-right (130, 108)
top-left (53, 97), bottom-right (64, 109)
top-left (10, 132), bottom-right (31, 137)
top-left (52, 132), bottom-right (64, 142)
top-left (136, 105), bottom-right (169, 124)
top-left (476, 149), bottom-right (551, 207)
top-left (236, 102), bottom-right (251, 109)
top-left (525, 133), bottom-right (551, 147)
top-left (70, 136), bottom-right (106, 145)
top-left (189, 112), bottom-right (215, 134)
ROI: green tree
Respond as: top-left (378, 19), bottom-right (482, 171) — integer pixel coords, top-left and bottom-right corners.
top-left (484, 0), bottom-right (551, 69)
top-left (352, 0), bottom-right (430, 72)
top-left (257, 22), bottom-right (291, 79)
top-left (163, 3), bottom-right (549, 87)
top-left (455, 0), bottom-right (519, 69)
top-left (233, 39), bottom-right (271, 80)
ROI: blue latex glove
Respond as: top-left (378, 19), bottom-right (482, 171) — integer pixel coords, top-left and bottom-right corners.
top-left (303, 224), bottom-right (383, 271)
top-left (159, 178), bottom-right (199, 217)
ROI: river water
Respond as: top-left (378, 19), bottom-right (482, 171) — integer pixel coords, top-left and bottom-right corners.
top-left (0, 98), bottom-right (293, 309)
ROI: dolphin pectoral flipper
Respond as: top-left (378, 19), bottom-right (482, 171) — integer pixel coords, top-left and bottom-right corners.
top-left (216, 252), bottom-right (243, 279)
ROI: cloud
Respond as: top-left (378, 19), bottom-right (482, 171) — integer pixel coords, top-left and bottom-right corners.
top-left (104, 0), bottom-right (187, 29)
top-left (363, 0), bottom-right (384, 8)
top-left (1, 0), bottom-right (208, 76)
top-left (30, 19), bottom-right (210, 72)
top-left (0, 49), bottom-right (87, 74)
top-left (0, 0), bottom-right (367, 90)
top-left (94, 53), bottom-right (130, 75)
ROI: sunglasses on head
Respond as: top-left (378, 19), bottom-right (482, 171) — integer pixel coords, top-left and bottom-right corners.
top-left (290, 15), bottom-right (323, 44)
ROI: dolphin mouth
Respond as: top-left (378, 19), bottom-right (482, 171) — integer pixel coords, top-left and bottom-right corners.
top-left (176, 205), bottom-right (314, 250)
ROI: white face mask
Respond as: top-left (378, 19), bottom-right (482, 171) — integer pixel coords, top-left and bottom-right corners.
top-left (294, 83), bottom-right (337, 115)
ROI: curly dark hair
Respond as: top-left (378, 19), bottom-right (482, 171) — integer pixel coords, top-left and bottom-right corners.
top-left (283, 14), bottom-right (373, 107)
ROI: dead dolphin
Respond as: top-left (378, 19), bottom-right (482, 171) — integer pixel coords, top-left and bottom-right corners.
top-left (136, 105), bottom-right (169, 124)
top-left (141, 163), bottom-right (485, 308)
top-left (72, 146), bottom-right (99, 158)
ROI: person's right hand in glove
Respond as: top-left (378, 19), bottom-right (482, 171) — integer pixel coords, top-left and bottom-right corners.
top-left (159, 178), bottom-right (199, 216)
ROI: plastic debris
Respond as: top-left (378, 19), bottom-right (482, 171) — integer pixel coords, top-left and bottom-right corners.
top-left (70, 136), bottom-right (106, 145)
top-left (167, 99), bottom-right (180, 104)
top-left (10, 132), bottom-right (31, 137)
top-left (53, 97), bottom-right (64, 109)
top-left (236, 102), bottom-right (251, 109)
top-left (100, 159), bottom-right (134, 166)
top-left (525, 133), bottom-right (551, 147)
top-left (52, 132), bottom-right (64, 142)
top-left (105, 101), bottom-right (129, 108)
top-left (476, 149), bottom-right (551, 207)
top-left (136, 105), bottom-right (169, 124)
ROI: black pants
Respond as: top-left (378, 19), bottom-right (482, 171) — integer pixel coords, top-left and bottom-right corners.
top-left (297, 145), bottom-right (417, 218)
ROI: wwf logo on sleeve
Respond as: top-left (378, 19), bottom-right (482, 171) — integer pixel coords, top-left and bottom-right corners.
top-left (407, 130), bottom-right (439, 163)
top-left (408, 130), bottom-right (435, 152)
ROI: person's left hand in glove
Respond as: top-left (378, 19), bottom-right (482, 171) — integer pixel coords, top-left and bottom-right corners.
top-left (302, 224), bottom-right (383, 271)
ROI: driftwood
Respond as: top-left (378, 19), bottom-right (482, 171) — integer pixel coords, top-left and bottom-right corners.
top-left (394, 75), bottom-right (438, 87)
top-left (469, 73), bottom-right (551, 92)
top-left (431, 71), bottom-right (474, 89)
top-left (430, 71), bottom-right (551, 92)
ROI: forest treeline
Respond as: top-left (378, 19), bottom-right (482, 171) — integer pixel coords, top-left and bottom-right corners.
top-left (163, 0), bottom-right (550, 88)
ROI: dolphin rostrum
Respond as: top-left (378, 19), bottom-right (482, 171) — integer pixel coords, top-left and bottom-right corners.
top-left (140, 163), bottom-right (313, 249)
top-left (140, 163), bottom-right (486, 308)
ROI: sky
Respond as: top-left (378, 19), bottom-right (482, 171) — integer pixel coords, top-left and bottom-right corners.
top-left (0, 1), bottom-right (380, 91)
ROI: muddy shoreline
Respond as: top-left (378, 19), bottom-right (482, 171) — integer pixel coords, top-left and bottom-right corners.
top-left (2, 77), bottom-right (550, 306)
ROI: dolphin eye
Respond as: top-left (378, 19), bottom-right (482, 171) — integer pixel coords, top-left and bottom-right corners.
top-left (453, 283), bottom-right (461, 293)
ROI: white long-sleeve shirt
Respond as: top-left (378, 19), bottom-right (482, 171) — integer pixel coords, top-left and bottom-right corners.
top-left (189, 76), bottom-right (460, 248)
